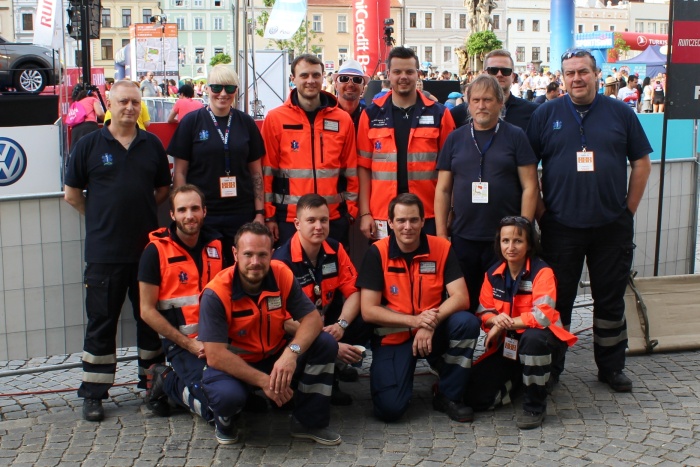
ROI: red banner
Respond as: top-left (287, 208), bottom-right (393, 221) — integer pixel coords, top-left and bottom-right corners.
top-left (353, 0), bottom-right (390, 77)
top-left (618, 32), bottom-right (668, 50)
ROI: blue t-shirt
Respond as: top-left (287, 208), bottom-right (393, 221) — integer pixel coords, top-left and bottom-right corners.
top-left (526, 94), bottom-right (652, 228)
top-left (437, 120), bottom-right (538, 241)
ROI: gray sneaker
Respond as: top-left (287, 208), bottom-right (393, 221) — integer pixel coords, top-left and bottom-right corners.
top-left (214, 416), bottom-right (238, 445)
top-left (289, 416), bottom-right (341, 445)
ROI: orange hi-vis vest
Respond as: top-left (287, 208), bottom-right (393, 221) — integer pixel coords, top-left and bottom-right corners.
top-left (374, 233), bottom-right (452, 346)
top-left (149, 226), bottom-right (223, 338)
top-left (204, 260), bottom-right (296, 363)
top-left (357, 91), bottom-right (455, 220)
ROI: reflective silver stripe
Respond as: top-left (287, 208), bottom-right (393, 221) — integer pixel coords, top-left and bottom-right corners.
top-left (272, 193), bottom-right (343, 205)
top-left (475, 304), bottom-right (487, 314)
top-left (358, 149), bottom-right (374, 159)
top-left (263, 166), bottom-right (275, 176)
top-left (343, 167), bottom-right (357, 177)
top-left (533, 295), bottom-right (556, 309)
top-left (179, 323), bottom-right (199, 335)
top-left (532, 306), bottom-right (552, 328)
top-left (139, 348), bottom-right (164, 360)
top-left (594, 317), bottom-right (626, 329)
top-left (228, 345), bottom-right (254, 355)
top-left (501, 380), bottom-right (513, 406)
top-left (82, 372), bottom-right (115, 384)
top-left (450, 338), bottom-right (477, 350)
top-left (407, 171), bottom-right (438, 181)
top-left (272, 168), bottom-right (342, 179)
top-left (82, 351), bottom-right (116, 365)
top-left (138, 365), bottom-right (147, 376)
top-left (264, 192), bottom-right (275, 202)
top-left (297, 382), bottom-right (333, 397)
top-left (407, 152), bottom-right (437, 163)
top-left (157, 295), bottom-right (199, 310)
top-left (369, 152), bottom-right (398, 162)
top-left (520, 353), bottom-right (552, 367)
top-left (374, 327), bottom-right (411, 336)
top-left (344, 192), bottom-right (359, 201)
top-left (443, 354), bottom-right (472, 369)
top-left (181, 386), bottom-right (190, 407)
top-left (594, 330), bottom-right (628, 347)
top-left (523, 373), bottom-right (548, 386)
top-left (304, 362), bottom-right (335, 376)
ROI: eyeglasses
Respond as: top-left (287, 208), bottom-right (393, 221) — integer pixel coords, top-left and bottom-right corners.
top-left (561, 48), bottom-right (593, 62)
top-left (209, 84), bottom-right (237, 94)
top-left (338, 75), bottom-right (365, 84)
top-left (486, 67), bottom-right (513, 77)
top-left (500, 216), bottom-right (531, 226)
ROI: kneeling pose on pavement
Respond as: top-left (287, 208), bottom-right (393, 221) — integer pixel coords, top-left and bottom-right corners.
top-left (357, 194), bottom-right (481, 422)
top-left (139, 185), bottom-right (223, 422)
top-left (273, 194), bottom-right (372, 406)
top-left (197, 222), bottom-right (341, 445)
top-left (464, 216), bottom-right (577, 429)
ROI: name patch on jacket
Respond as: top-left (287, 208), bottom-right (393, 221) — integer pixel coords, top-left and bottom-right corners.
top-left (323, 120), bottom-right (339, 132)
top-left (371, 117), bottom-right (388, 127)
top-left (418, 115), bottom-right (434, 125)
top-left (492, 287), bottom-right (506, 300)
top-left (206, 247), bottom-right (220, 259)
top-left (419, 261), bottom-right (437, 274)
top-left (322, 262), bottom-right (337, 276)
top-left (519, 281), bottom-right (533, 292)
top-left (267, 296), bottom-right (282, 310)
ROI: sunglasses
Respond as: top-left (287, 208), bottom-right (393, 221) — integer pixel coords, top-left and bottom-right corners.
top-left (561, 48), bottom-right (593, 61)
top-left (209, 84), bottom-right (237, 94)
top-left (500, 216), bottom-right (531, 226)
top-left (486, 67), bottom-right (513, 77)
top-left (338, 75), bottom-right (365, 84)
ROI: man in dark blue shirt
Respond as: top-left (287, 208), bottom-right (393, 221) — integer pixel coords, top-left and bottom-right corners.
top-left (526, 49), bottom-right (652, 393)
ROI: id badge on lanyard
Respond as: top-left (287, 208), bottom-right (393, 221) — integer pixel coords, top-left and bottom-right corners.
top-left (503, 333), bottom-right (518, 360)
top-left (219, 176), bottom-right (238, 197)
top-left (576, 150), bottom-right (594, 172)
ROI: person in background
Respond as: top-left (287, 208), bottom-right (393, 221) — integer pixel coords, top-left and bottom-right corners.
top-left (332, 58), bottom-right (370, 133)
top-left (140, 72), bottom-right (162, 97)
top-left (167, 84), bottom-right (204, 124)
top-left (167, 79), bottom-right (179, 97)
top-left (603, 76), bottom-right (619, 98)
top-left (69, 88), bottom-right (105, 150)
top-left (534, 82), bottom-right (561, 105)
top-left (641, 77), bottom-right (653, 113)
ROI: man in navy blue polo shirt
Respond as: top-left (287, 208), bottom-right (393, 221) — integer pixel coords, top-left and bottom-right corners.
top-left (526, 49), bottom-right (652, 393)
top-left (64, 80), bottom-right (172, 421)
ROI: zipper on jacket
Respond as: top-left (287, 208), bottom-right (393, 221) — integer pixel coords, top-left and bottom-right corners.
top-left (311, 126), bottom-right (318, 193)
top-left (267, 314), bottom-right (271, 347)
top-left (256, 301), bottom-right (265, 355)
top-left (320, 132), bottom-right (325, 164)
top-left (418, 276), bottom-right (423, 310)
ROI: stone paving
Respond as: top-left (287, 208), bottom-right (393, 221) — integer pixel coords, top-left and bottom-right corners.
top-left (1, 302), bottom-right (700, 466)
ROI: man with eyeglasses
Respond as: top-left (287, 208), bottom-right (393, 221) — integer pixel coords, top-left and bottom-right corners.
top-left (451, 49), bottom-right (537, 131)
top-left (273, 194), bottom-right (372, 406)
top-left (526, 48), bottom-right (652, 393)
top-left (64, 80), bottom-right (171, 421)
top-left (357, 46), bottom-right (455, 241)
top-left (332, 58), bottom-right (369, 134)
top-left (262, 54), bottom-right (358, 248)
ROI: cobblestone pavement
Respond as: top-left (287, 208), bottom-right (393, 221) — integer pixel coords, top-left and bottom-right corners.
top-left (1, 304), bottom-right (700, 466)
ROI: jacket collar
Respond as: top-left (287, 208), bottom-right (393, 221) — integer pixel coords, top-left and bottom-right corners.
top-left (290, 231), bottom-right (336, 263)
top-left (493, 258), bottom-right (533, 278)
top-left (387, 230), bottom-right (430, 259)
top-left (375, 89), bottom-right (437, 109)
top-left (286, 88), bottom-right (339, 110)
top-left (231, 263), bottom-right (280, 300)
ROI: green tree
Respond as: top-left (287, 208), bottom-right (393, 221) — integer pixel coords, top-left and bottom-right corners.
top-left (210, 53), bottom-right (232, 66)
top-left (609, 32), bottom-right (631, 62)
top-left (465, 30), bottom-right (503, 68)
top-left (255, 0), bottom-right (322, 56)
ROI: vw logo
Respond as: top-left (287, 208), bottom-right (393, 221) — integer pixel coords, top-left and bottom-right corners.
top-left (0, 137), bottom-right (28, 187)
top-left (637, 36), bottom-right (648, 48)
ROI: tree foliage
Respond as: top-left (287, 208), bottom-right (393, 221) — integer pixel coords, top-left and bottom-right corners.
top-left (210, 53), bottom-right (232, 66)
top-left (465, 31), bottom-right (503, 63)
top-left (609, 32), bottom-right (631, 62)
top-left (255, 0), bottom-right (322, 56)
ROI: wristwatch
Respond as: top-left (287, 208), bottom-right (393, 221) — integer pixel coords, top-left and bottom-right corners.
top-left (288, 343), bottom-right (301, 355)
top-left (337, 319), bottom-right (349, 330)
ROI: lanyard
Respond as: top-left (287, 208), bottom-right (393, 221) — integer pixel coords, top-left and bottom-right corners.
top-left (565, 95), bottom-right (599, 151)
top-left (470, 121), bottom-right (499, 182)
top-left (207, 107), bottom-right (233, 175)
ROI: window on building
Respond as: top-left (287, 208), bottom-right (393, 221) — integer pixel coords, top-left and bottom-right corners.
top-left (214, 17), bottom-right (223, 30)
top-left (493, 15), bottom-right (500, 30)
top-left (547, 20), bottom-right (550, 32)
top-left (660, 22), bottom-right (668, 34)
top-left (532, 47), bottom-right (540, 62)
top-left (547, 47), bottom-right (550, 62)
top-left (533, 20), bottom-right (540, 32)
top-left (578, 24), bottom-right (583, 33)
top-left (122, 9), bottom-right (131, 27)
top-left (315, 51), bottom-right (323, 62)
top-left (593, 24), bottom-right (599, 31)
top-left (312, 14), bottom-right (322, 32)
top-left (517, 19), bottom-right (524, 31)
top-left (425, 46), bottom-right (433, 62)
top-left (609, 25), bottom-right (615, 31)
top-left (648, 22), bottom-right (656, 33)
top-left (101, 39), bottom-right (113, 60)
top-left (338, 14), bottom-right (347, 33)
top-left (122, 38), bottom-right (130, 47)
top-left (635, 21), bottom-right (643, 33)
top-left (195, 48), bottom-right (204, 64)
top-left (338, 47), bottom-right (348, 65)
top-left (443, 46), bottom-right (451, 62)
top-left (410, 13), bottom-right (417, 28)
top-left (425, 13), bottom-right (432, 28)
top-left (409, 45), bottom-right (418, 54)
top-left (459, 14), bottom-right (466, 29)
top-left (194, 0), bottom-right (203, 6)
top-left (194, 17), bottom-right (203, 30)
top-left (176, 17), bottom-right (185, 30)
top-left (179, 47), bottom-right (186, 65)
top-left (516, 46), bottom-right (525, 62)
top-left (102, 9), bottom-right (111, 28)
top-left (444, 13), bottom-right (451, 29)
top-left (143, 9), bottom-right (152, 23)
top-left (214, 47), bottom-right (223, 56)
top-left (22, 13), bottom-right (33, 31)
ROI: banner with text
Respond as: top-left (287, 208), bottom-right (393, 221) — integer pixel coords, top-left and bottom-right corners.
top-left (353, 0), bottom-right (390, 77)
top-left (666, 0), bottom-right (700, 120)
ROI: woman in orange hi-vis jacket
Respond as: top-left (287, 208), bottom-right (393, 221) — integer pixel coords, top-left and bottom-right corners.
top-left (463, 216), bottom-right (577, 430)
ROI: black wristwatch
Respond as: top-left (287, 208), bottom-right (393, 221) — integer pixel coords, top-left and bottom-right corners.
top-left (254, 209), bottom-right (265, 216)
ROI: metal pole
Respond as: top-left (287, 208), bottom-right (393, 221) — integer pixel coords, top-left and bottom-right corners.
top-left (232, 0), bottom-right (239, 77)
top-left (79, 0), bottom-right (91, 86)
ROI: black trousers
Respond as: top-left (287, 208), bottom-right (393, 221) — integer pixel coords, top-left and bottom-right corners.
top-left (451, 236), bottom-right (498, 313)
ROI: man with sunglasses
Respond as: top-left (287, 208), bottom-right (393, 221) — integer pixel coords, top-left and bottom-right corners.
top-left (526, 48), bottom-right (652, 393)
top-left (332, 58), bottom-right (369, 134)
top-left (450, 49), bottom-right (537, 132)
top-left (262, 54), bottom-right (358, 248)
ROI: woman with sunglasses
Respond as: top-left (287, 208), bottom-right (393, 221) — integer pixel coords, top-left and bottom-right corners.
top-left (463, 216), bottom-right (576, 430)
top-left (168, 64), bottom-right (265, 266)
